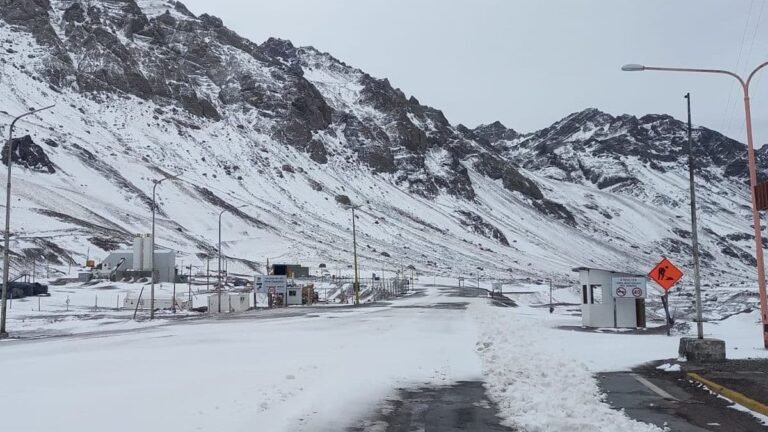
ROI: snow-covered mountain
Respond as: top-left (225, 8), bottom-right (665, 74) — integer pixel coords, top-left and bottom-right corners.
top-left (0, 0), bottom-right (764, 286)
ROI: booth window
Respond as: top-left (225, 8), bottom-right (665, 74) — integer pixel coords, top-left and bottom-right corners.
top-left (582, 285), bottom-right (588, 304)
top-left (590, 285), bottom-right (602, 304)
top-left (289, 290), bottom-right (297, 296)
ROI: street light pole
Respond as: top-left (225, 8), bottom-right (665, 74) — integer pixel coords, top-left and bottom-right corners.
top-left (0, 105), bottom-right (55, 339)
top-left (549, 279), bottom-right (554, 314)
top-left (348, 205), bottom-right (361, 305)
top-left (623, 61), bottom-right (768, 347)
top-left (352, 206), bottom-right (360, 305)
top-left (218, 205), bottom-right (248, 313)
top-left (150, 173), bottom-right (181, 320)
top-left (685, 93), bottom-right (704, 339)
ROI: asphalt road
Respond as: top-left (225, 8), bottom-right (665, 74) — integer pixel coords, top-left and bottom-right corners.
top-left (348, 381), bottom-right (514, 432)
top-left (599, 369), bottom-right (768, 431)
top-left (346, 286), bottom-right (516, 431)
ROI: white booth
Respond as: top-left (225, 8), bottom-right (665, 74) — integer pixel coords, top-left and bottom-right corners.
top-left (573, 267), bottom-right (647, 328)
top-left (208, 293), bottom-right (251, 313)
top-left (123, 295), bottom-right (187, 310)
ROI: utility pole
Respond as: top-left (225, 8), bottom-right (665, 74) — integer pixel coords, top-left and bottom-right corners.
top-left (150, 172), bottom-right (182, 320)
top-left (549, 279), bottom-right (554, 313)
top-left (0, 104), bottom-right (55, 339)
top-left (218, 205), bottom-right (248, 313)
top-left (685, 93), bottom-right (704, 339)
top-left (172, 266), bottom-right (177, 313)
top-left (188, 264), bottom-right (192, 305)
top-left (350, 205), bottom-right (361, 305)
top-left (218, 210), bottom-right (223, 313)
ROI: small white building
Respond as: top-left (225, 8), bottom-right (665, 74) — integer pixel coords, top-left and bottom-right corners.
top-left (123, 295), bottom-right (186, 310)
top-left (208, 293), bottom-right (251, 313)
top-left (573, 267), bottom-right (647, 328)
top-left (286, 287), bottom-right (302, 305)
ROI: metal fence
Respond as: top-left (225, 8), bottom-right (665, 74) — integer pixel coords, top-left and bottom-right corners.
top-left (299, 276), bottom-right (411, 304)
top-left (244, 276), bottom-right (413, 307)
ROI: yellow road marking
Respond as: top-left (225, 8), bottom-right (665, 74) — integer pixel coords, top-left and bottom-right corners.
top-left (687, 372), bottom-right (768, 416)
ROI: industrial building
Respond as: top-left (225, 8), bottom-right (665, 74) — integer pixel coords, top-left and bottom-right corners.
top-left (96, 235), bottom-right (177, 282)
top-left (271, 264), bottom-right (310, 278)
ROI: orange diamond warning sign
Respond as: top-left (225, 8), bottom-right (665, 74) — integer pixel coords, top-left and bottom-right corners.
top-left (649, 257), bottom-right (683, 291)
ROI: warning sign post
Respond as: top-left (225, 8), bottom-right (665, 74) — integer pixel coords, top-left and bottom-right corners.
top-left (648, 257), bottom-right (684, 336)
top-left (648, 257), bottom-right (683, 292)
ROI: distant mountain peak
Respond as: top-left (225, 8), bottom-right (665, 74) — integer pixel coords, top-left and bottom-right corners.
top-left (472, 121), bottom-right (518, 143)
top-left (1, 0), bottom-right (761, 282)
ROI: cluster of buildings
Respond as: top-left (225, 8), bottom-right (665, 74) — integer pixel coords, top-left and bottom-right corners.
top-left (82, 235), bottom-right (313, 313)
top-left (85, 234), bottom-right (176, 283)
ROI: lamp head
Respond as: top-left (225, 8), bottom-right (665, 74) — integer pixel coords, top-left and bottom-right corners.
top-left (621, 64), bottom-right (646, 72)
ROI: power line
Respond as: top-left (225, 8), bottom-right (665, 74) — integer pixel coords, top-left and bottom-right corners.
top-left (720, 0), bottom-right (756, 139)
top-left (744, 0), bottom-right (766, 70)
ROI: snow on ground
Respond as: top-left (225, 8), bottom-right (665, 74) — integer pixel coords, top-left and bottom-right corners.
top-left (0, 283), bottom-right (481, 432)
top-left (472, 302), bottom-right (667, 432)
top-left (469, 281), bottom-right (768, 431)
top-left (656, 363), bottom-right (682, 372)
top-left (1, 280), bottom-right (766, 432)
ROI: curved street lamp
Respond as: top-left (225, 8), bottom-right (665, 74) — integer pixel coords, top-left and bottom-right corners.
top-left (149, 172), bottom-right (182, 320)
top-left (0, 105), bottom-right (55, 339)
top-left (623, 62), bottom-right (768, 348)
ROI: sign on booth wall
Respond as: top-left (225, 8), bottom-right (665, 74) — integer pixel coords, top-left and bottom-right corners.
top-left (611, 276), bottom-right (647, 299)
top-left (257, 275), bottom-right (287, 294)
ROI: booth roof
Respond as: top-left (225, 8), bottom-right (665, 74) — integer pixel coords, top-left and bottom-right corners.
top-left (571, 267), bottom-right (647, 278)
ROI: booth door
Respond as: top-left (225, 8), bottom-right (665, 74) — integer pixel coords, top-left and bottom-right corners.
top-left (635, 299), bottom-right (646, 328)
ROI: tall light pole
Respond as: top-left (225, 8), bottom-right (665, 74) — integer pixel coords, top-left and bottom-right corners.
top-left (623, 62), bottom-right (768, 347)
top-left (345, 204), bottom-right (362, 305)
top-left (0, 105), bottom-right (55, 339)
top-left (684, 93), bottom-right (704, 339)
top-left (218, 205), bottom-right (248, 313)
top-left (150, 172), bottom-right (182, 320)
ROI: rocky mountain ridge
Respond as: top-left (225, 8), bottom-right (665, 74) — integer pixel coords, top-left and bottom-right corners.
top-left (0, 0), bottom-right (763, 288)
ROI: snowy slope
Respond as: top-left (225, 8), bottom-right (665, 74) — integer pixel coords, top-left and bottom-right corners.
top-left (0, 0), bottom-right (764, 307)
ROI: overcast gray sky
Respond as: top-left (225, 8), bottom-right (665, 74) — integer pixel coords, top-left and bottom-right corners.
top-left (183, 0), bottom-right (768, 144)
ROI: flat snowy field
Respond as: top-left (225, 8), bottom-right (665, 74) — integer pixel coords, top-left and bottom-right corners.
top-left (0, 279), bottom-right (766, 432)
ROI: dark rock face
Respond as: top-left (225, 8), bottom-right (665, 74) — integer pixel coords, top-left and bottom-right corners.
top-left (194, 186), bottom-right (268, 228)
top-left (456, 210), bottom-right (510, 246)
top-left (306, 139), bottom-right (329, 164)
top-left (472, 121), bottom-right (518, 144)
top-left (501, 166), bottom-right (543, 200)
top-left (1, 0), bottom-right (570, 223)
top-left (532, 200), bottom-right (576, 226)
top-left (1, 135), bottom-right (55, 173)
top-left (504, 108), bottom-right (768, 187)
top-left (173, 1), bottom-right (197, 18)
top-left (335, 195), bottom-right (352, 206)
top-left (5, 0), bottom-right (340, 148)
top-left (282, 77), bottom-right (333, 146)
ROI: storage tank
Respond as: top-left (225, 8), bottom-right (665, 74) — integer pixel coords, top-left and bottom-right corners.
top-left (132, 234), bottom-right (152, 271)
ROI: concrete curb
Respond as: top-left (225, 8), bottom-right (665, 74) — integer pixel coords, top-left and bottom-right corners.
top-left (687, 372), bottom-right (768, 416)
